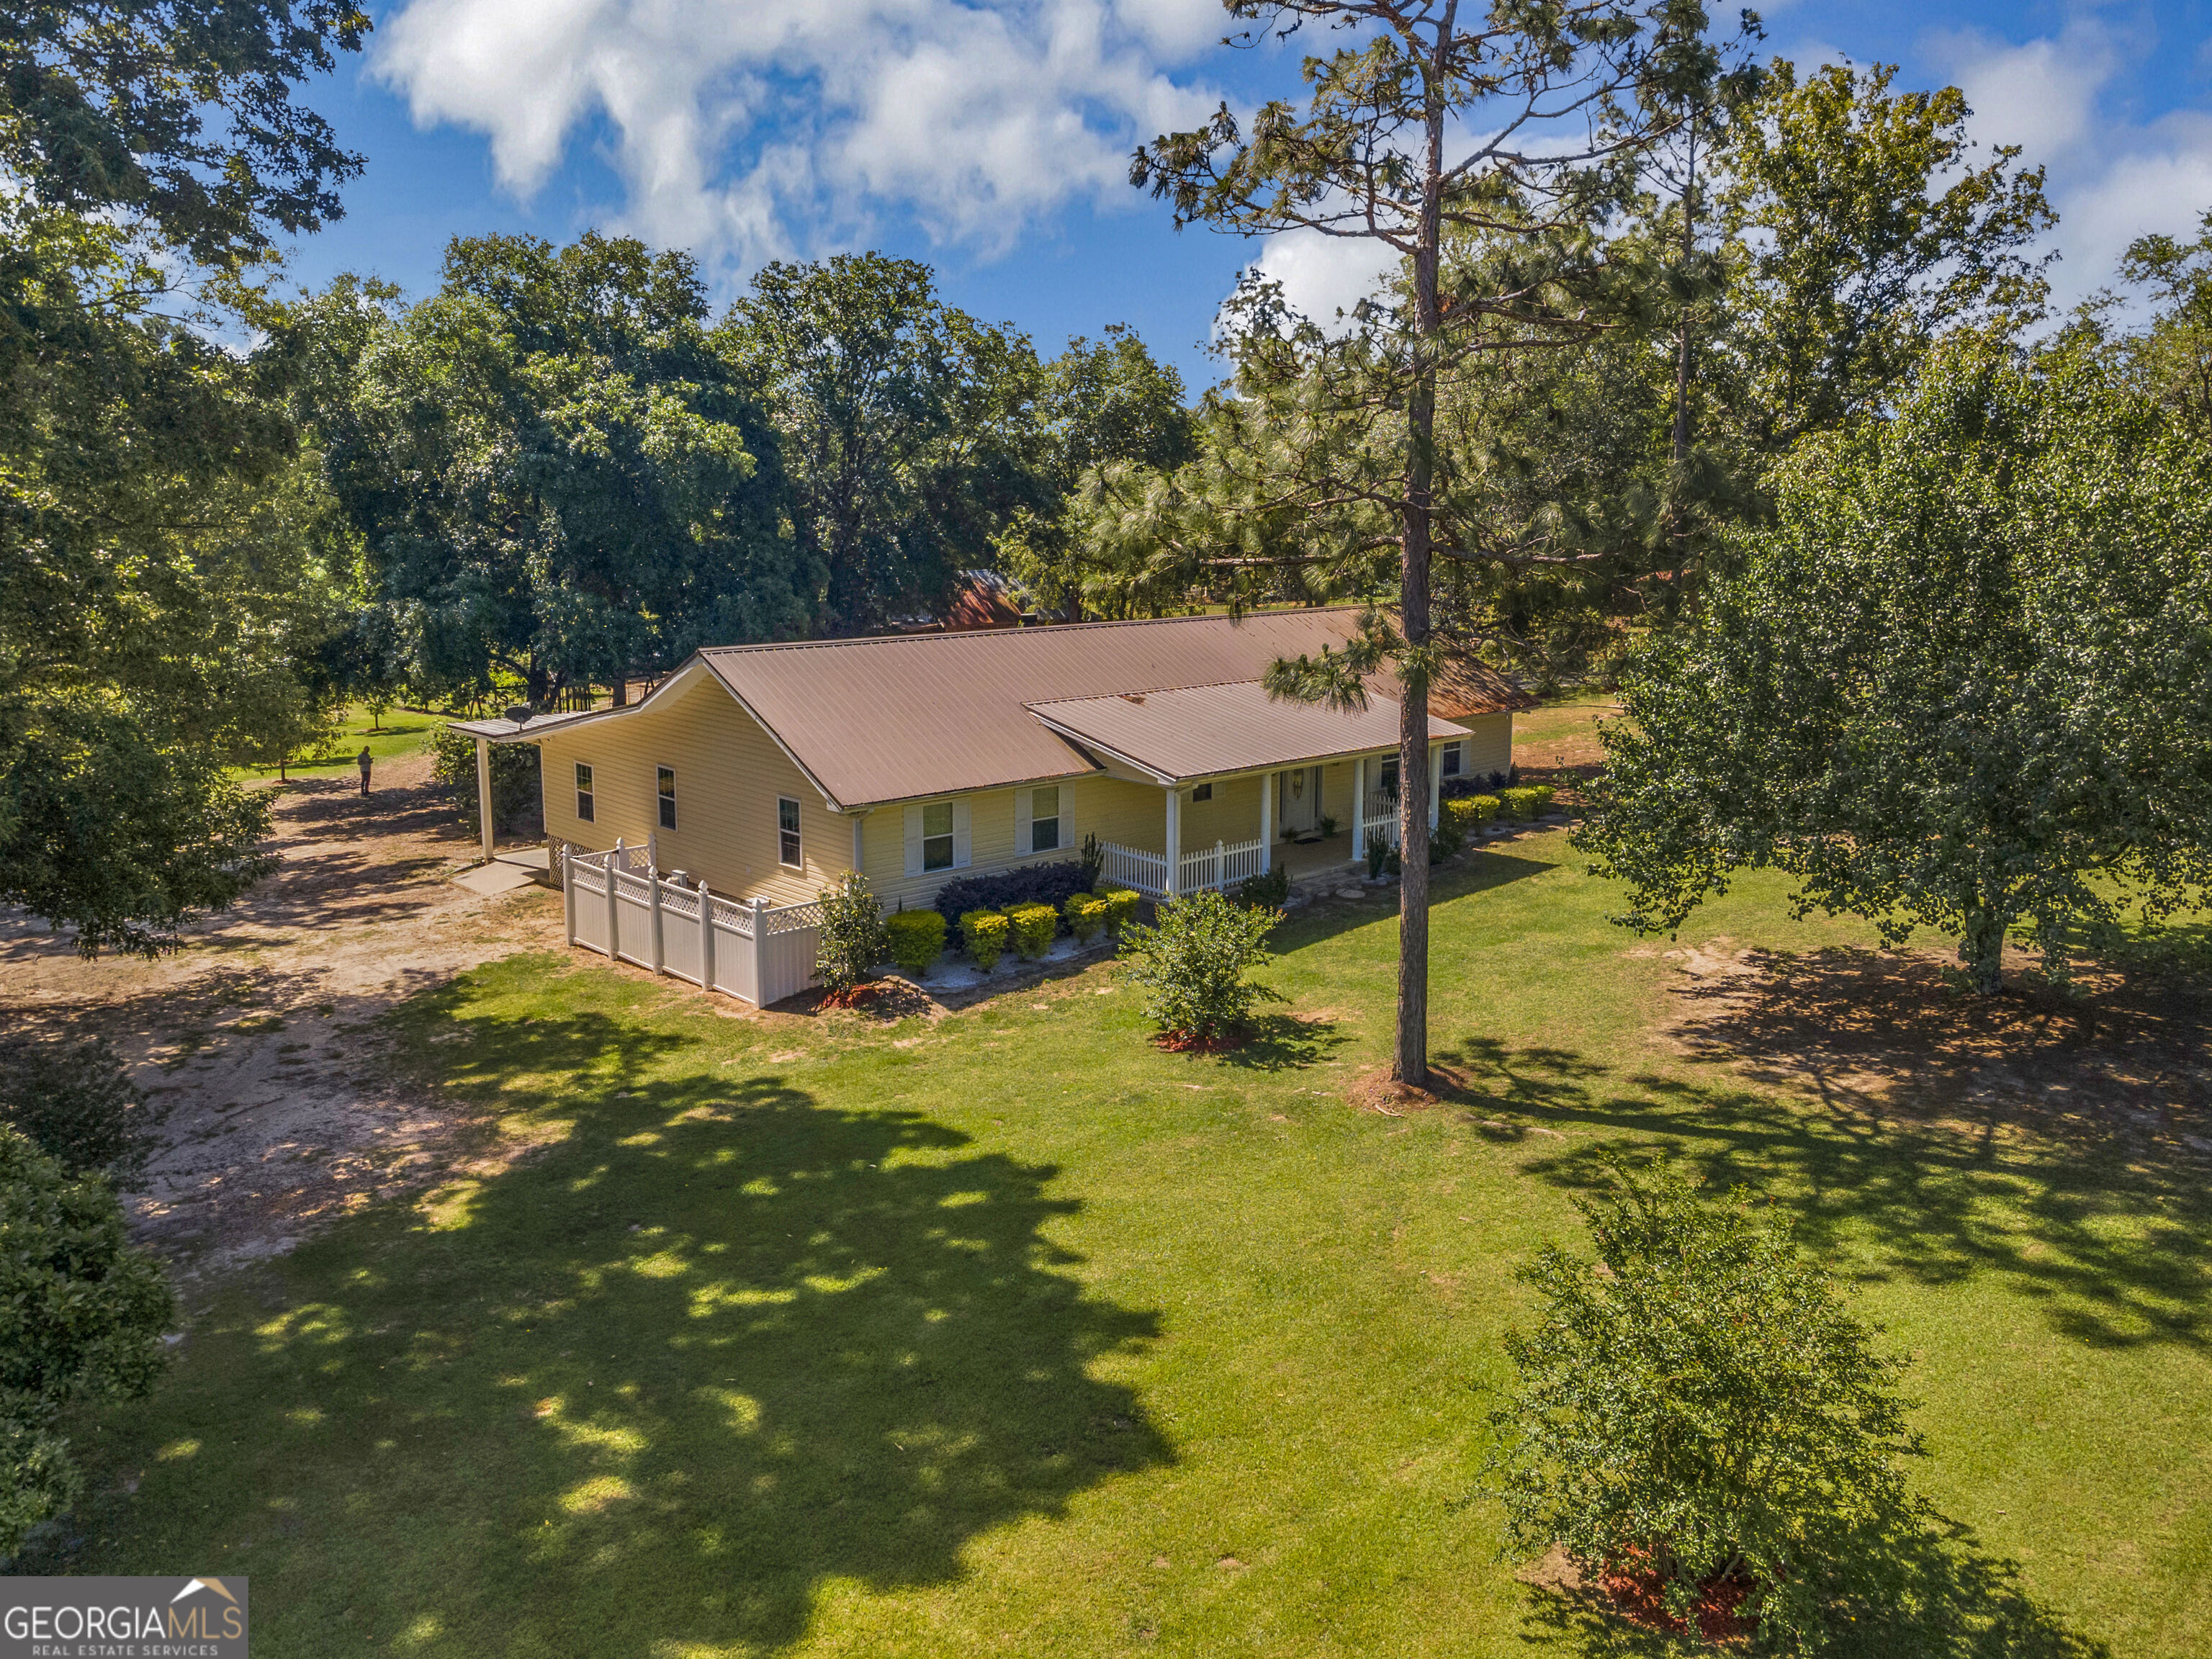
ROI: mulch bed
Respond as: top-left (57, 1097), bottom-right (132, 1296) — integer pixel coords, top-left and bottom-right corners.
top-left (1345, 1062), bottom-right (1470, 1115)
top-left (1594, 1552), bottom-right (1759, 1645)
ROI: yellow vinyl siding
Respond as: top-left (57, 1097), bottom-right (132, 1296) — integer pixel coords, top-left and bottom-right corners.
top-left (535, 675), bottom-right (851, 904)
top-left (1453, 711), bottom-right (1513, 780)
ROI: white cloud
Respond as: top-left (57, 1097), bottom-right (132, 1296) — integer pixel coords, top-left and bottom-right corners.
top-left (1925, 14), bottom-right (2212, 308)
top-left (372, 0), bottom-right (1223, 274)
top-left (1245, 227), bottom-right (1400, 330)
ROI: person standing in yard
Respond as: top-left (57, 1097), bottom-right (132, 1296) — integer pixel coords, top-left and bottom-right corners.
top-left (356, 745), bottom-right (373, 796)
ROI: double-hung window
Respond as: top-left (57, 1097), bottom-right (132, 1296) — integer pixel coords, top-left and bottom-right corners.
top-left (777, 797), bottom-right (802, 868)
top-left (1190, 783), bottom-right (1213, 803)
top-left (575, 763), bottom-right (595, 822)
top-left (922, 801), bottom-right (956, 871)
top-left (1379, 758), bottom-right (1401, 798)
top-left (1029, 787), bottom-right (1061, 853)
top-left (657, 766), bottom-right (677, 830)
top-left (1441, 744), bottom-right (1462, 779)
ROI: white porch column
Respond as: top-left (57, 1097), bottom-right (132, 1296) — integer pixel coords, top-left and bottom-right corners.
top-left (1258, 770), bottom-right (1272, 873)
top-left (1429, 744), bottom-right (1443, 830)
top-left (473, 736), bottom-right (495, 861)
top-left (1352, 757), bottom-right (1366, 861)
top-left (1164, 786), bottom-right (1181, 898)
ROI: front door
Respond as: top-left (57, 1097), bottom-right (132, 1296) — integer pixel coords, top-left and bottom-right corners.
top-left (1278, 767), bottom-right (1321, 838)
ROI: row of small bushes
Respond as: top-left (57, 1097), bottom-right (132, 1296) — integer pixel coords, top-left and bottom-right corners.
top-left (931, 858), bottom-right (1096, 930)
top-left (1437, 783), bottom-right (1557, 839)
top-left (950, 889), bottom-right (1141, 974)
top-left (881, 886), bottom-right (1144, 976)
top-left (1439, 765), bottom-right (1515, 801)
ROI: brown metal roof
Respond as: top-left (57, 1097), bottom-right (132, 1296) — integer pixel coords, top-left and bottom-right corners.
top-left (1028, 680), bottom-right (1463, 783)
top-left (466, 608), bottom-right (1531, 809)
top-left (693, 608), bottom-right (1385, 807)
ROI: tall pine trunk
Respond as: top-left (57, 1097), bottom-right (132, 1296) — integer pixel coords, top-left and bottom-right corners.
top-left (1393, 25), bottom-right (1451, 1089)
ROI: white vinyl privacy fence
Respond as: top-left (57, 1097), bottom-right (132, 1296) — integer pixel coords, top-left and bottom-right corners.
top-left (562, 841), bottom-right (822, 1008)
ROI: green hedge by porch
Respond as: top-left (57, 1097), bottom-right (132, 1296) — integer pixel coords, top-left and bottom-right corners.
top-left (886, 910), bottom-right (947, 976)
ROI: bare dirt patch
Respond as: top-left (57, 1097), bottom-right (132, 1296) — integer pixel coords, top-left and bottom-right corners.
top-left (0, 752), bottom-right (565, 1278)
top-left (1662, 940), bottom-right (2212, 1157)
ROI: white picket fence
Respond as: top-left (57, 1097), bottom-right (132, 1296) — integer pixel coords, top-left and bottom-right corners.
top-left (1097, 840), bottom-right (1168, 897)
top-left (1096, 836), bottom-right (1266, 899)
top-left (1362, 809), bottom-right (1401, 851)
top-left (1179, 836), bottom-right (1267, 894)
top-left (562, 840), bottom-right (822, 1007)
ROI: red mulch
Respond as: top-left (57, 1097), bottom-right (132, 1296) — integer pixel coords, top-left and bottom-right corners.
top-left (1150, 1027), bottom-right (1249, 1053)
top-left (1594, 1551), bottom-right (1759, 1645)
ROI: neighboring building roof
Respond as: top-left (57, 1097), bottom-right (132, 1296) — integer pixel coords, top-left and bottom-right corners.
top-left (1028, 680), bottom-right (1463, 784)
top-left (456, 606), bottom-right (1532, 809)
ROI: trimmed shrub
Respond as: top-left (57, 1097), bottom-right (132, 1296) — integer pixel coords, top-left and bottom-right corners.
top-left (1499, 786), bottom-right (1543, 821)
top-left (1063, 893), bottom-right (1110, 945)
top-left (814, 873), bottom-right (889, 997)
top-left (1444, 795), bottom-right (1497, 839)
top-left (885, 909), bottom-right (947, 977)
top-left (1096, 886), bottom-right (1142, 937)
top-left (959, 909), bottom-right (1009, 973)
top-left (0, 1127), bottom-right (178, 1557)
top-left (1488, 1157), bottom-right (1930, 1652)
top-left (0, 1034), bottom-right (151, 1187)
top-left (1119, 890), bottom-right (1280, 1041)
top-left (1528, 783), bottom-right (1556, 814)
top-left (1232, 864), bottom-right (1290, 909)
top-left (1432, 817), bottom-right (1467, 860)
top-left (1007, 902), bottom-right (1058, 960)
top-left (430, 724), bottom-right (541, 838)
top-left (933, 860), bottom-right (1092, 930)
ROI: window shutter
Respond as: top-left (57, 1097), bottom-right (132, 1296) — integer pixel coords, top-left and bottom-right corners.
top-left (904, 804), bottom-right (923, 878)
top-left (1015, 788), bottom-right (1031, 855)
top-left (952, 799), bottom-right (972, 868)
top-left (1061, 783), bottom-right (1076, 850)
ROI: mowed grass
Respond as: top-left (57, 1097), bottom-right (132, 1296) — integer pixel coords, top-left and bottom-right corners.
top-left (25, 833), bottom-right (2212, 1656)
top-left (233, 702), bottom-right (440, 781)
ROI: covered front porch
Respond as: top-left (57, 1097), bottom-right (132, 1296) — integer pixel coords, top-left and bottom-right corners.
top-left (1026, 680), bottom-right (1459, 902)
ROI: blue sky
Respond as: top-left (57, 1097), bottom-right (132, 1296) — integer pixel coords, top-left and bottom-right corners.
top-left (282, 1), bottom-right (2212, 395)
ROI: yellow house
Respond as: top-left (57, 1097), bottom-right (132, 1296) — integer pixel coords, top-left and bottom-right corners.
top-left (453, 608), bottom-right (1529, 1002)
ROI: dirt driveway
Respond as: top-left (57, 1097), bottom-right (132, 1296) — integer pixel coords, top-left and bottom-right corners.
top-left (0, 752), bottom-right (563, 1280)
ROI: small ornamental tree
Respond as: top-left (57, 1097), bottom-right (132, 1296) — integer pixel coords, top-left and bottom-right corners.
top-left (814, 873), bottom-right (889, 1000)
top-left (1578, 342), bottom-right (2212, 991)
top-left (1488, 1159), bottom-right (1928, 1650)
top-left (0, 1128), bottom-right (178, 1556)
top-left (1119, 889), bottom-right (1280, 1043)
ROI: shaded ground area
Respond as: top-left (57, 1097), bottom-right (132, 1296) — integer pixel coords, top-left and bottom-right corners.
top-left (1653, 940), bottom-right (2212, 1161)
top-left (0, 751), bottom-right (563, 1275)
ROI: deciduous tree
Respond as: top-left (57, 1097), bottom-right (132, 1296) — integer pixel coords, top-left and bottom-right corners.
top-left (1577, 340), bottom-right (2212, 992)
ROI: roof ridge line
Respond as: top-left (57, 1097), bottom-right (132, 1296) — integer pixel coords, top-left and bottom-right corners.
top-left (698, 605), bottom-right (1365, 657)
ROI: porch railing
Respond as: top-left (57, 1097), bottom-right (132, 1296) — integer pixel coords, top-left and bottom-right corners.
top-left (1097, 840), bottom-right (1168, 897)
top-left (563, 839), bottom-right (822, 1007)
top-left (1180, 836), bottom-right (1267, 894)
top-left (1097, 836), bottom-right (1269, 899)
top-left (1362, 809), bottom-right (1401, 851)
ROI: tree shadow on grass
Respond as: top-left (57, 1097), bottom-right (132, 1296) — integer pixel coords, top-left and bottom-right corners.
top-left (1431, 1033), bottom-right (2212, 1354)
top-left (1516, 1516), bottom-right (2109, 1658)
top-left (1213, 1010), bottom-right (1350, 1072)
top-left (42, 987), bottom-right (1166, 1656)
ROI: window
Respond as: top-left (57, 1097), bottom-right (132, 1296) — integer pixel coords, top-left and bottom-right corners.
top-left (1379, 758), bottom-right (1400, 797)
top-left (1441, 744), bottom-right (1462, 778)
top-left (1030, 787), bottom-right (1061, 853)
top-left (922, 801), bottom-right (956, 871)
top-left (657, 766), bottom-right (677, 830)
top-left (777, 796), bottom-right (802, 868)
top-left (575, 763), bottom-right (595, 822)
top-left (1190, 783), bottom-right (1213, 803)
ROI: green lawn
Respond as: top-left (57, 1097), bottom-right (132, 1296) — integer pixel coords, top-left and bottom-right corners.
top-left (233, 703), bottom-right (441, 782)
top-left (26, 833), bottom-right (2212, 1656)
